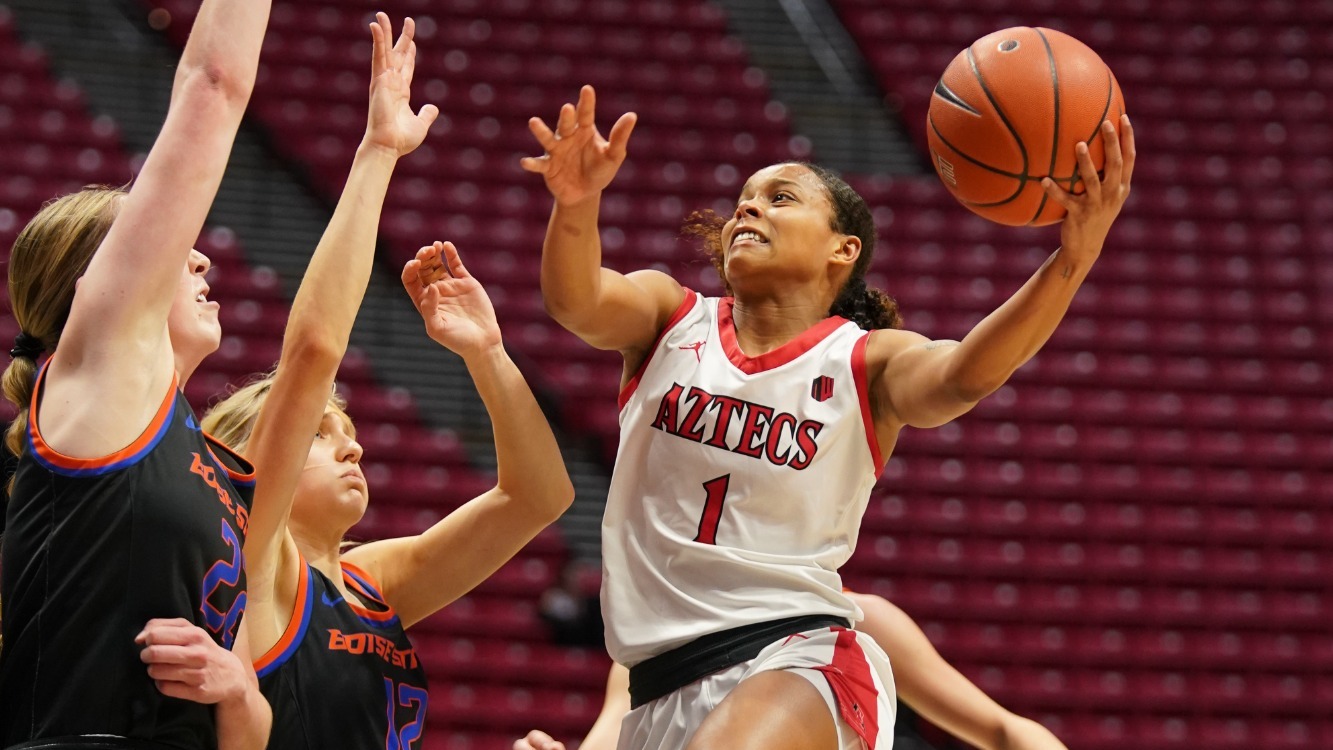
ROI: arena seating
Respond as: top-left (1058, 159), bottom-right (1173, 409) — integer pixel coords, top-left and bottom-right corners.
top-left (829, 1), bottom-right (1332, 747)
top-left (7, 0), bottom-right (1330, 746)
top-left (0, 6), bottom-right (130, 374)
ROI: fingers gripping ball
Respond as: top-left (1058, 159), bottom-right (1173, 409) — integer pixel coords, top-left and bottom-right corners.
top-left (927, 27), bottom-right (1126, 226)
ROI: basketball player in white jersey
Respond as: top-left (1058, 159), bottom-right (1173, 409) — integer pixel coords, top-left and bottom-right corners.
top-left (515, 592), bottom-right (1069, 750)
top-left (521, 85), bottom-right (1134, 750)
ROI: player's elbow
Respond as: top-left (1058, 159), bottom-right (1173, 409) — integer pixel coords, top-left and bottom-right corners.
top-left (953, 378), bottom-right (1000, 406)
top-left (175, 60), bottom-right (255, 111)
top-left (535, 476), bottom-right (576, 524)
top-left (541, 290), bottom-right (591, 330)
top-left (943, 362), bottom-right (1009, 405)
top-left (512, 474), bottom-right (576, 525)
top-left (280, 328), bottom-right (345, 374)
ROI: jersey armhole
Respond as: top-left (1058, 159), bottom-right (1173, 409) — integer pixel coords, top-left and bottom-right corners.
top-left (204, 432), bottom-right (257, 487)
top-left (27, 359), bottom-right (179, 476)
top-left (254, 559), bottom-right (314, 678)
top-left (618, 287), bottom-right (698, 410)
top-left (341, 560), bottom-right (401, 628)
top-left (852, 333), bottom-right (885, 477)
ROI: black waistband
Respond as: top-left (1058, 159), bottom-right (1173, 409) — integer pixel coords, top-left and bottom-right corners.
top-left (5, 738), bottom-right (176, 750)
top-left (627, 614), bottom-right (850, 709)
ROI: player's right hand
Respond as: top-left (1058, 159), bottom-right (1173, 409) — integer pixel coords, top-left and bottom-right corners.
top-left (520, 85), bottom-right (637, 207)
top-left (363, 13), bottom-right (439, 158)
top-left (136, 618), bottom-right (252, 705)
top-left (513, 729), bottom-right (567, 750)
top-left (401, 241), bottom-right (502, 359)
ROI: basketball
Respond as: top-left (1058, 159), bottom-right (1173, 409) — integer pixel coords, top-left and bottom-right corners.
top-left (927, 27), bottom-right (1126, 226)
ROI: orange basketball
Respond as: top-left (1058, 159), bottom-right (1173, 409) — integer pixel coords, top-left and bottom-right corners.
top-left (927, 27), bottom-right (1126, 226)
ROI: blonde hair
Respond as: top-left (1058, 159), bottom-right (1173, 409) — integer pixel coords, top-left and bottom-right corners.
top-left (203, 371), bottom-right (350, 453)
top-left (3, 187), bottom-right (126, 490)
top-left (204, 373), bottom-right (361, 551)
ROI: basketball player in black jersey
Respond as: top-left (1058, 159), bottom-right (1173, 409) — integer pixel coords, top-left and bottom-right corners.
top-left (199, 14), bottom-right (572, 748)
top-left (0, 0), bottom-right (274, 746)
top-left (205, 244), bottom-right (574, 747)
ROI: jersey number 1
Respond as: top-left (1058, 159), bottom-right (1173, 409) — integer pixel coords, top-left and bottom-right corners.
top-left (694, 474), bottom-right (731, 545)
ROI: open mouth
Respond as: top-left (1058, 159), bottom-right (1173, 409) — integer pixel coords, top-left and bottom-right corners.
top-left (730, 228), bottom-right (768, 247)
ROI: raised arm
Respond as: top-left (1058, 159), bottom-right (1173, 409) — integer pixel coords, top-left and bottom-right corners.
top-left (341, 243), bottom-right (575, 628)
top-left (872, 116), bottom-right (1135, 429)
top-left (52, 0), bottom-right (272, 413)
top-left (521, 85), bottom-right (684, 360)
top-left (850, 593), bottom-right (1068, 750)
top-left (238, 14), bottom-right (437, 655)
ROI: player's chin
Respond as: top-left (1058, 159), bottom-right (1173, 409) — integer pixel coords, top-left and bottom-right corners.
top-left (343, 487), bottom-right (371, 517)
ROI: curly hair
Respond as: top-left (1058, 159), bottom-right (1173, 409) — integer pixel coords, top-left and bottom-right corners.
top-left (681, 163), bottom-right (902, 330)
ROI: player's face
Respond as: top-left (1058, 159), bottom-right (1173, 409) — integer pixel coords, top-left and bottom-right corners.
top-left (293, 409), bottom-right (369, 527)
top-left (166, 249), bottom-right (222, 362)
top-left (721, 164), bottom-right (843, 285)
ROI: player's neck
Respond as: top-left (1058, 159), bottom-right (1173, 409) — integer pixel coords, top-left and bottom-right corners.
top-left (729, 295), bottom-right (831, 357)
top-left (293, 531), bottom-right (355, 599)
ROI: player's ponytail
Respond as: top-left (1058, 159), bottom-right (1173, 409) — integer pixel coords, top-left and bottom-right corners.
top-left (4, 188), bottom-right (124, 493)
top-left (799, 163), bottom-right (903, 331)
top-left (829, 276), bottom-right (902, 331)
top-left (4, 342), bottom-right (44, 493)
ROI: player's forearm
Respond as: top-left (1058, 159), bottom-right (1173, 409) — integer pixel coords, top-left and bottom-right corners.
top-left (581, 663), bottom-right (631, 750)
top-left (465, 346), bottom-right (574, 521)
top-left (174, 0), bottom-right (271, 107)
top-left (539, 198), bottom-right (607, 328)
top-left (945, 246), bottom-right (1096, 400)
top-left (283, 144), bottom-right (397, 366)
top-left (996, 716), bottom-right (1069, 750)
top-left (214, 682), bottom-right (272, 750)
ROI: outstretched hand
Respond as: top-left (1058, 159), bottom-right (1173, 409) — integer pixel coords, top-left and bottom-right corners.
top-left (1041, 113), bottom-right (1135, 261)
top-left (364, 13), bottom-right (439, 157)
top-left (401, 241), bottom-right (502, 359)
top-left (521, 85), bottom-right (638, 207)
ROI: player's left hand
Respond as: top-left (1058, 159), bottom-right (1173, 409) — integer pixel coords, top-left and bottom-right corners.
top-left (363, 13), bottom-right (438, 157)
top-left (513, 730), bottom-right (567, 750)
top-left (1041, 113), bottom-right (1134, 261)
top-left (401, 241), bottom-right (503, 359)
top-left (136, 618), bottom-right (253, 704)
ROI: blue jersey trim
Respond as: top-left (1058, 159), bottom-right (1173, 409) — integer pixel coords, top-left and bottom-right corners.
top-left (255, 565), bottom-right (315, 679)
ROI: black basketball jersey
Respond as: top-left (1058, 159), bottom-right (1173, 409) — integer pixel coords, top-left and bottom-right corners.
top-left (0, 364), bottom-right (255, 749)
top-left (256, 557), bottom-right (428, 750)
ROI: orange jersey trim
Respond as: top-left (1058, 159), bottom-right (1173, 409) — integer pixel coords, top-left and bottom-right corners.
top-left (340, 561), bottom-right (399, 625)
top-left (27, 360), bottom-right (178, 475)
top-left (254, 557), bottom-right (314, 678)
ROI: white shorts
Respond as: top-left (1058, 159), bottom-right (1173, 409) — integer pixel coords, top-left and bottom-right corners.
top-left (617, 625), bottom-right (895, 750)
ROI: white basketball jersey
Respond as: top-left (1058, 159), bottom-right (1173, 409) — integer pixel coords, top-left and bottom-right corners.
top-left (603, 290), bottom-right (885, 666)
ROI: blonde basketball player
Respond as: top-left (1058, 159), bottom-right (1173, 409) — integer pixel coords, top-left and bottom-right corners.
top-left (522, 84), bottom-right (1133, 750)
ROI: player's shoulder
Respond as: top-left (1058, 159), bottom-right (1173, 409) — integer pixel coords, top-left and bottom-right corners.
top-left (625, 269), bottom-right (691, 317)
top-left (861, 327), bottom-right (931, 373)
